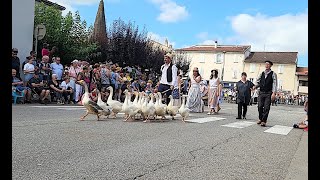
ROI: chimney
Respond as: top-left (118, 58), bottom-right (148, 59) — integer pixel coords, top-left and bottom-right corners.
top-left (214, 41), bottom-right (218, 48)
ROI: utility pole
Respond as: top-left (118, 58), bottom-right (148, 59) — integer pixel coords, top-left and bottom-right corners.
top-left (221, 51), bottom-right (226, 81)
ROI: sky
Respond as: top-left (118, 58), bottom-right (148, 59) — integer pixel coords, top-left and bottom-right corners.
top-left (51, 0), bottom-right (308, 67)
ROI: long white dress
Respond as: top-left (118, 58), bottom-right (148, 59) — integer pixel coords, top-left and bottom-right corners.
top-left (208, 78), bottom-right (219, 110)
top-left (186, 77), bottom-right (204, 112)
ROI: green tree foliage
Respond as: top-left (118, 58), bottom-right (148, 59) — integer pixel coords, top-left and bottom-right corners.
top-left (105, 18), bottom-right (165, 73)
top-left (34, 3), bottom-right (97, 64)
top-left (175, 51), bottom-right (191, 75)
top-left (34, 3), bottom-right (165, 72)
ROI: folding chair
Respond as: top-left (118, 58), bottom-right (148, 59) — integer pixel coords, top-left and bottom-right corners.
top-left (12, 87), bottom-right (25, 104)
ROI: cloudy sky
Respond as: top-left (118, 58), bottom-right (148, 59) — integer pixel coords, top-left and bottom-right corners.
top-left (51, 0), bottom-right (308, 67)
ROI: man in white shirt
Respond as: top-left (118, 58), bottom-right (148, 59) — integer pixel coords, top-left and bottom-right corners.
top-left (60, 76), bottom-right (74, 104)
top-left (158, 53), bottom-right (178, 105)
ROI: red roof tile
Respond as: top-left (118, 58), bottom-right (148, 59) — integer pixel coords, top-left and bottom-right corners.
top-left (175, 45), bottom-right (251, 53)
top-left (245, 52), bottom-right (298, 64)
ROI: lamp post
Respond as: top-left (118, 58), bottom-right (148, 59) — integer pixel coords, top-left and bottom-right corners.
top-left (221, 51), bottom-right (226, 82)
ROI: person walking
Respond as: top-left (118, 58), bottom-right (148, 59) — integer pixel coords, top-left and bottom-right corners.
top-left (186, 67), bottom-right (204, 112)
top-left (235, 72), bottom-right (254, 119)
top-left (207, 69), bottom-right (220, 115)
top-left (254, 60), bottom-right (278, 126)
top-left (157, 53), bottom-right (178, 105)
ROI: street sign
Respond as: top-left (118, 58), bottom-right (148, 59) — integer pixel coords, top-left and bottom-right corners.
top-left (34, 24), bottom-right (46, 40)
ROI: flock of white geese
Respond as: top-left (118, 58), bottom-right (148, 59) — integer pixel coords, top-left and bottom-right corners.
top-left (78, 80), bottom-right (190, 123)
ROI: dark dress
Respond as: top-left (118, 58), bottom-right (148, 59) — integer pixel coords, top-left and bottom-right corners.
top-left (236, 80), bottom-right (254, 105)
top-left (235, 80), bottom-right (254, 119)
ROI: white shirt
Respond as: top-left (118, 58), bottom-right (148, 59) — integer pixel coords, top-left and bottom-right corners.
top-left (60, 81), bottom-right (71, 90)
top-left (160, 63), bottom-right (178, 86)
top-left (23, 63), bottom-right (35, 73)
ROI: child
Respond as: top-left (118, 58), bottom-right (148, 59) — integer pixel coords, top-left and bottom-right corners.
top-left (293, 99), bottom-right (308, 129)
top-left (145, 80), bottom-right (153, 96)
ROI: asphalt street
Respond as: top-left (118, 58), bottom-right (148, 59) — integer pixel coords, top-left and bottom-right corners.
top-left (12, 102), bottom-right (308, 180)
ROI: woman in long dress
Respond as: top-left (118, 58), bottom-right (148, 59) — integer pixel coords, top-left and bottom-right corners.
top-left (186, 67), bottom-right (204, 113)
top-left (208, 69), bottom-right (220, 115)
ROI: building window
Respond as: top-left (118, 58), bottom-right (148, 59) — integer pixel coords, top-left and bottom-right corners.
top-left (249, 64), bottom-right (255, 73)
top-left (216, 53), bottom-right (223, 64)
top-left (199, 53), bottom-right (205, 63)
top-left (233, 54), bottom-right (238, 63)
top-left (299, 80), bottom-right (308, 86)
top-left (278, 64), bottom-right (284, 74)
top-left (278, 79), bottom-right (283, 90)
top-left (232, 69), bottom-right (238, 79)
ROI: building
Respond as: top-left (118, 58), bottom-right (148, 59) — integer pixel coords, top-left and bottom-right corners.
top-left (295, 67), bottom-right (308, 95)
top-left (175, 41), bottom-right (251, 88)
top-left (149, 38), bottom-right (173, 53)
top-left (12, 0), bottom-right (65, 77)
top-left (244, 52), bottom-right (299, 94)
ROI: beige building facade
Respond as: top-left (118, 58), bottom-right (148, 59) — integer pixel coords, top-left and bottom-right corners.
top-left (244, 52), bottom-right (302, 95)
top-left (175, 44), bottom-right (306, 95)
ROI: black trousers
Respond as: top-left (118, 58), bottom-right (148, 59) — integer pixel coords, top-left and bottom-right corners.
top-left (158, 84), bottom-right (172, 105)
top-left (258, 92), bottom-right (272, 122)
top-left (237, 102), bottom-right (248, 118)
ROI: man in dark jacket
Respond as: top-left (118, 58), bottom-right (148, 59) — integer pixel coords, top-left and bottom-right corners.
top-left (235, 72), bottom-right (254, 119)
top-left (12, 48), bottom-right (21, 78)
top-left (254, 60), bottom-right (278, 126)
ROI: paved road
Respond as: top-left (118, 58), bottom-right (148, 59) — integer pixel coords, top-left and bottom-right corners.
top-left (12, 102), bottom-right (307, 180)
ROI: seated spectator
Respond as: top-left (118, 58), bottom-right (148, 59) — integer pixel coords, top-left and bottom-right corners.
top-left (29, 73), bottom-right (50, 104)
top-left (293, 99), bottom-right (308, 129)
top-left (12, 69), bottom-right (32, 103)
top-left (49, 74), bottom-right (64, 104)
top-left (145, 80), bottom-right (154, 96)
top-left (60, 76), bottom-right (74, 104)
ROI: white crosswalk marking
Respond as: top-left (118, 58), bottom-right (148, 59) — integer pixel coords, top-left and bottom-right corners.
top-left (184, 117), bottom-right (226, 123)
top-left (221, 121), bottom-right (255, 128)
top-left (264, 125), bottom-right (293, 135)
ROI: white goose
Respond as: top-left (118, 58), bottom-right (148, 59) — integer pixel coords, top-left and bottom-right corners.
top-left (106, 86), bottom-right (123, 118)
top-left (123, 91), bottom-right (140, 122)
top-left (96, 89), bottom-right (113, 118)
top-left (178, 95), bottom-right (190, 122)
top-left (167, 95), bottom-right (180, 120)
top-left (78, 80), bottom-right (110, 121)
top-left (121, 89), bottom-right (130, 119)
top-left (143, 93), bottom-right (156, 123)
top-left (155, 92), bottom-right (167, 121)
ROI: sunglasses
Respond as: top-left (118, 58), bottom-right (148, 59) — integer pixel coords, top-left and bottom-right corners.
top-left (193, 70), bottom-right (198, 72)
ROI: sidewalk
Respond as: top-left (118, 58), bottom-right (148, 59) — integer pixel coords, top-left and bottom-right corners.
top-left (285, 131), bottom-right (308, 180)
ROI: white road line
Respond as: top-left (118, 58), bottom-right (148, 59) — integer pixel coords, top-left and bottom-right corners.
top-left (221, 121), bottom-right (255, 128)
top-left (31, 106), bottom-right (84, 108)
top-left (184, 117), bottom-right (226, 123)
top-left (264, 125), bottom-right (293, 135)
top-left (57, 108), bottom-right (86, 110)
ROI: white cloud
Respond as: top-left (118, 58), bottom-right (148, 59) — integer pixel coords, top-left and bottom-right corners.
top-left (149, 0), bottom-right (189, 23)
top-left (228, 10), bottom-right (308, 54)
top-left (147, 32), bottom-right (175, 47)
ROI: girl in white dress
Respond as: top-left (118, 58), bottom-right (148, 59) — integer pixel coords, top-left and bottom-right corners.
top-left (208, 69), bottom-right (220, 115)
top-left (186, 67), bottom-right (204, 113)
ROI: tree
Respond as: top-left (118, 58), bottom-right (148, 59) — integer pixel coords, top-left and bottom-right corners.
top-left (105, 18), bottom-right (164, 73)
top-left (34, 3), bottom-right (97, 65)
top-left (174, 51), bottom-right (191, 76)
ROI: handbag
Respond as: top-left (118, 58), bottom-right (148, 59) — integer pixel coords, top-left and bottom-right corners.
top-left (172, 88), bottom-right (180, 99)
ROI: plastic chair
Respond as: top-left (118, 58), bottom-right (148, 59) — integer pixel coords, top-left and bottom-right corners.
top-left (12, 87), bottom-right (25, 104)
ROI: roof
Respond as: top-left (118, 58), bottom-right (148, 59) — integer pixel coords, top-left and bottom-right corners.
top-left (175, 45), bottom-right (251, 53)
top-left (296, 67), bottom-right (308, 76)
top-left (245, 52), bottom-right (298, 64)
top-left (35, 0), bottom-right (66, 10)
